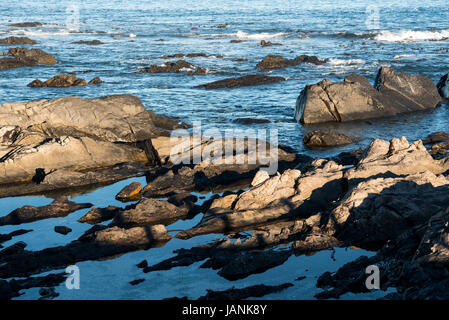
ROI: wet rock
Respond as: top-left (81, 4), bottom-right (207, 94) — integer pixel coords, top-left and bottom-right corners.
top-left (198, 283), bottom-right (293, 300)
top-left (232, 118), bottom-right (270, 125)
top-left (0, 198), bottom-right (93, 226)
top-left (0, 229), bottom-right (32, 244)
top-left (0, 225), bottom-right (171, 278)
top-left (38, 287), bottom-right (59, 300)
top-left (195, 74), bottom-right (286, 89)
top-left (303, 130), bottom-right (361, 148)
top-left (332, 148), bottom-right (364, 166)
top-left (136, 260), bottom-right (148, 268)
top-left (78, 206), bottom-right (123, 224)
top-left (422, 131), bottom-right (449, 145)
top-left (430, 141), bottom-right (449, 157)
top-left (0, 272), bottom-right (66, 300)
top-left (292, 232), bottom-right (341, 253)
top-left (217, 249), bottom-right (292, 280)
top-left (144, 60), bottom-right (204, 74)
top-left (296, 67), bottom-right (442, 124)
top-left (28, 74), bottom-right (87, 87)
top-left (437, 73), bottom-right (449, 98)
top-left (129, 279), bottom-right (145, 286)
top-left (54, 226), bottom-right (72, 235)
top-left (9, 22), bottom-right (43, 27)
top-left (87, 76), bottom-right (103, 84)
top-left (115, 182), bottom-right (142, 202)
top-left (0, 37), bottom-right (37, 45)
top-left (0, 242), bottom-right (27, 258)
top-left (71, 40), bottom-right (104, 45)
top-left (256, 55), bottom-right (326, 70)
top-left (230, 40), bottom-right (244, 43)
top-left (0, 47), bottom-right (56, 70)
top-left (260, 40), bottom-right (282, 47)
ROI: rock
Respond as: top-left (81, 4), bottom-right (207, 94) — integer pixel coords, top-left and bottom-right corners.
top-left (422, 131), bottom-right (449, 145)
top-left (87, 77), bottom-right (102, 84)
top-left (260, 40), bottom-right (281, 47)
top-left (129, 279), bottom-right (145, 286)
top-left (232, 118), bottom-right (270, 125)
top-left (198, 283), bottom-right (293, 300)
top-left (251, 169), bottom-right (270, 186)
top-left (115, 182), bottom-right (142, 202)
top-left (303, 130), bottom-right (361, 148)
top-left (437, 73), bottom-right (449, 98)
top-left (78, 206), bottom-right (123, 224)
top-left (256, 55), bottom-right (326, 70)
top-left (38, 287), bottom-right (59, 300)
top-left (0, 273), bottom-right (66, 300)
top-left (430, 141), bottom-right (449, 157)
top-left (0, 225), bottom-right (171, 278)
top-left (111, 198), bottom-right (192, 227)
top-left (143, 60), bottom-right (207, 75)
top-left (217, 249), bottom-right (291, 280)
top-left (0, 198), bottom-right (93, 226)
top-left (195, 74), bottom-right (286, 89)
top-left (27, 74), bottom-right (87, 87)
top-left (296, 67), bottom-right (442, 124)
top-left (0, 37), bottom-right (36, 44)
top-left (0, 47), bottom-right (56, 70)
top-left (54, 226), bottom-right (72, 235)
top-left (230, 40), bottom-right (244, 43)
top-left (71, 40), bottom-right (104, 45)
top-left (0, 229), bottom-right (32, 244)
top-left (9, 22), bottom-right (43, 27)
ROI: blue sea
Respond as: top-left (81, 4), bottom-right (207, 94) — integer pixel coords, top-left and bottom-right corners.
top-left (0, 0), bottom-right (447, 299)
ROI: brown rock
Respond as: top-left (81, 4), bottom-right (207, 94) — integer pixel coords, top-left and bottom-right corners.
top-left (256, 55), bottom-right (326, 70)
top-left (195, 74), bottom-right (286, 89)
top-left (303, 130), bottom-right (361, 148)
top-left (115, 181), bottom-right (142, 202)
top-left (0, 37), bottom-right (36, 44)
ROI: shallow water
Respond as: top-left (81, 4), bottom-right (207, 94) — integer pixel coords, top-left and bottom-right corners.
top-left (0, 0), bottom-right (448, 299)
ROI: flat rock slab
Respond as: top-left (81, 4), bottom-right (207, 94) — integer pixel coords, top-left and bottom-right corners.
top-left (195, 74), bottom-right (286, 89)
top-left (0, 37), bottom-right (36, 45)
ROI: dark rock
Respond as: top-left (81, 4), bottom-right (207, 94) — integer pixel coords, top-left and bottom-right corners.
top-left (115, 182), bottom-right (142, 202)
top-left (232, 118), bottom-right (271, 125)
top-left (0, 47), bottom-right (56, 70)
top-left (88, 77), bottom-right (102, 84)
top-left (143, 60), bottom-right (194, 73)
top-left (422, 131), bottom-right (449, 145)
top-left (0, 37), bottom-right (37, 45)
top-left (38, 287), bottom-right (59, 300)
top-left (437, 73), bottom-right (449, 98)
top-left (332, 148), bottom-right (364, 166)
top-left (198, 283), bottom-right (293, 300)
top-left (28, 74), bottom-right (87, 87)
top-left (195, 74), bottom-right (286, 89)
top-left (71, 40), bottom-right (104, 45)
top-left (78, 206), bottom-right (124, 224)
top-left (54, 226), bottom-right (72, 235)
top-left (0, 198), bottom-right (93, 226)
top-left (295, 67), bottom-right (442, 124)
top-left (129, 279), bottom-right (145, 286)
top-left (260, 40), bottom-right (281, 47)
top-left (136, 260), bottom-right (148, 268)
top-left (0, 229), bottom-right (32, 244)
top-left (303, 130), bottom-right (361, 148)
top-left (9, 22), bottom-right (43, 27)
top-left (256, 55), bottom-right (326, 70)
top-left (230, 40), bottom-right (244, 43)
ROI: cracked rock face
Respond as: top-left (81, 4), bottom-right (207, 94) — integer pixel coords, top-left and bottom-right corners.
top-left (295, 67), bottom-right (442, 124)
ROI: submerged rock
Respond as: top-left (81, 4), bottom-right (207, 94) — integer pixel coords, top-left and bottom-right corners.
top-left (0, 47), bottom-right (56, 70)
top-left (195, 74), bottom-right (286, 89)
top-left (303, 130), bottom-right (361, 148)
top-left (256, 54), bottom-right (326, 70)
top-left (295, 67), bottom-right (442, 124)
top-left (0, 37), bottom-right (36, 45)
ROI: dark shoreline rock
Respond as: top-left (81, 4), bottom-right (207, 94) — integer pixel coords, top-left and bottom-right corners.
top-left (256, 54), bottom-right (326, 70)
top-left (195, 74), bottom-right (286, 89)
top-left (143, 60), bottom-right (208, 75)
top-left (8, 22), bottom-right (43, 28)
top-left (303, 130), bottom-right (361, 148)
top-left (198, 283), bottom-right (293, 300)
top-left (71, 40), bottom-right (104, 45)
top-left (0, 37), bottom-right (36, 45)
top-left (0, 47), bottom-right (56, 70)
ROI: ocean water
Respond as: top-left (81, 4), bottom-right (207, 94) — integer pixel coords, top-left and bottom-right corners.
top-left (0, 0), bottom-right (448, 299)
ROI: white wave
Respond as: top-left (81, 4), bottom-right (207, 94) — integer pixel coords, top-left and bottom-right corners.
top-left (375, 29), bottom-right (449, 42)
top-left (232, 30), bottom-right (287, 40)
top-left (328, 58), bottom-right (366, 66)
top-left (129, 33), bottom-right (136, 38)
top-left (393, 54), bottom-right (416, 59)
top-left (8, 29), bottom-right (71, 37)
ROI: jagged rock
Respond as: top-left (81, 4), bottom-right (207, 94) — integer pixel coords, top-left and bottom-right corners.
top-left (256, 55), bottom-right (325, 70)
top-left (251, 169), bottom-right (270, 186)
top-left (0, 198), bottom-right (92, 226)
top-left (71, 40), bottom-right (104, 45)
top-left (303, 130), bottom-right (361, 148)
top-left (115, 182), bottom-right (142, 202)
top-left (195, 74), bottom-right (286, 89)
top-left (0, 47), bottom-right (56, 70)
top-left (143, 60), bottom-right (205, 74)
top-left (198, 283), bottom-right (293, 300)
top-left (28, 74), bottom-right (87, 87)
top-left (437, 73), bottom-right (449, 98)
top-left (0, 37), bottom-right (36, 44)
top-left (295, 67), bottom-right (442, 124)
top-left (78, 206), bottom-right (123, 224)
top-left (0, 273), bottom-right (66, 300)
top-left (87, 77), bottom-right (102, 84)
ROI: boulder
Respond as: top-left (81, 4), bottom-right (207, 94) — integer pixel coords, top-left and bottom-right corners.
top-left (256, 55), bottom-right (326, 70)
top-left (260, 40), bottom-right (281, 47)
top-left (437, 73), bottom-right (449, 98)
top-left (144, 60), bottom-right (205, 74)
top-left (195, 74), bottom-right (286, 89)
top-left (0, 47), bottom-right (56, 70)
top-left (0, 37), bottom-right (36, 45)
top-left (54, 226), bottom-right (72, 235)
top-left (28, 74), bottom-right (87, 87)
top-left (422, 131), bottom-right (449, 144)
top-left (303, 130), bottom-right (361, 148)
top-left (115, 181), bottom-right (142, 202)
top-left (295, 67), bottom-right (442, 124)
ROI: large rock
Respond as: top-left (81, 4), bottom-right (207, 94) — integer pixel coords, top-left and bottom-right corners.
top-left (295, 67), bottom-right (442, 124)
top-left (28, 74), bottom-right (88, 87)
top-left (0, 47), bottom-right (56, 70)
top-left (0, 95), bottom-right (182, 143)
top-left (0, 37), bottom-right (36, 44)
top-left (195, 75), bottom-right (286, 89)
top-left (256, 55), bottom-right (325, 70)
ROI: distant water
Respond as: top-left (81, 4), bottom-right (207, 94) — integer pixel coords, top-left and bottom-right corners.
top-left (0, 0), bottom-right (448, 299)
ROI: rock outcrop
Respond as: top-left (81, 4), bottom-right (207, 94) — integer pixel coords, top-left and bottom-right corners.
top-left (28, 74), bottom-right (103, 87)
top-left (196, 74), bottom-right (286, 89)
top-left (0, 37), bottom-right (36, 45)
top-left (256, 55), bottom-right (326, 70)
top-left (143, 60), bottom-right (207, 75)
top-left (295, 67), bottom-right (442, 124)
top-left (0, 47), bottom-right (56, 70)
top-left (303, 130), bottom-right (361, 148)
